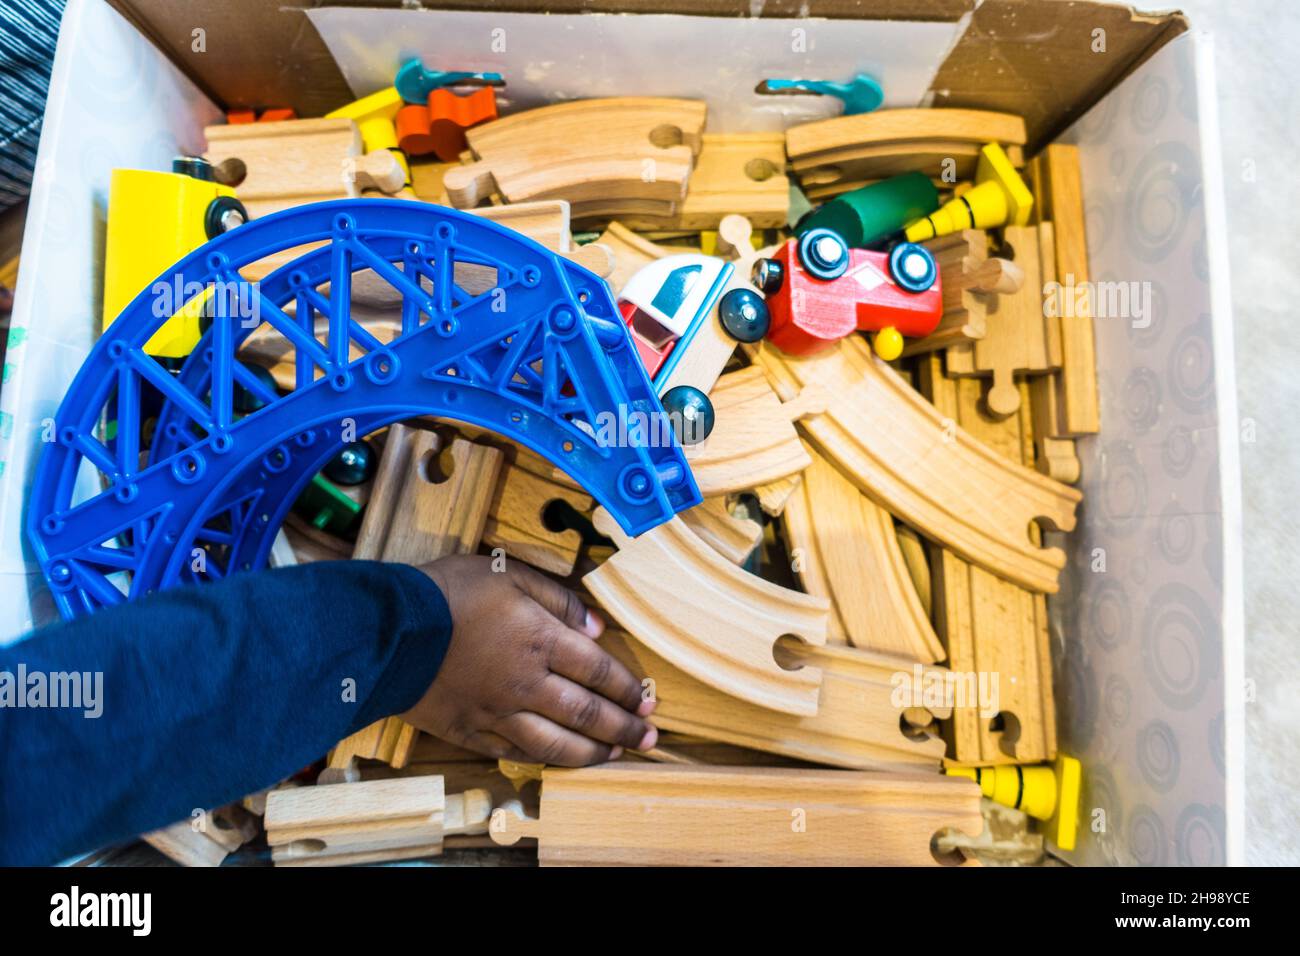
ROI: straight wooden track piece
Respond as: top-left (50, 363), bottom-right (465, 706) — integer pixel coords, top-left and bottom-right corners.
top-left (781, 443), bottom-right (945, 662)
top-left (490, 763), bottom-right (982, 866)
top-left (204, 117), bottom-right (366, 218)
top-left (746, 336), bottom-right (1080, 594)
top-left (1028, 143), bottom-right (1100, 435)
top-left (678, 497), bottom-right (762, 565)
top-left (482, 443), bottom-right (595, 576)
top-left (683, 366), bottom-right (824, 498)
top-left (619, 133), bottom-right (789, 231)
top-left (945, 224), bottom-right (1057, 417)
top-left (602, 627), bottom-right (949, 771)
top-left (918, 354), bottom-right (1059, 765)
top-left (902, 229), bottom-right (1021, 356)
top-left (785, 109), bottom-right (1027, 201)
top-left (330, 425), bottom-right (503, 771)
top-left (265, 776), bottom-right (492, 866)
top-left (142, 805), bottom-right (258, 867)
top-left (584, 509), bottom-right (829, 716)
top-left (444, 98), bottom-right (706, 212)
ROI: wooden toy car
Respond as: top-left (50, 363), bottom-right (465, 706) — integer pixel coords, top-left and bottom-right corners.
top-left (754, 229), bottom-right (942, 360)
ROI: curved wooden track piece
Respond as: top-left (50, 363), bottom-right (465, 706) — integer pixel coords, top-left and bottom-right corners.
top-left (483, 445), bottom-right (595, 577)
top-left (747, 336), bottom-right (1080, 593)
top-left (596, 220), bottom-right (676, 293)
top-left (490, 763), bottom-right (983, 866)
top-left (584, 509), bottom-right (829, 716)
top-left (782, 444), bottom-right (945, 663)
top-left (445, 98), bottom-right (705, 212)
top-left (602, 628), bottom-right (949, 771)
top-left (684, 366), bottom-right (824, 498)
top-left (785, 108), bottom-right (1027, 201)
top-left (678, 497), bottom-right (762, 565)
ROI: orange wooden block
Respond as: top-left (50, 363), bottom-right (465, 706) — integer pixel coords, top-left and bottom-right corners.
top-left (397, 104), bottom-right (438, 156)
top-left (258, 107), bottom-right (297, 122)
top-left (427, 87), bottom-right (497, 162)
top-left (226, 109), bottom-right (256, 124)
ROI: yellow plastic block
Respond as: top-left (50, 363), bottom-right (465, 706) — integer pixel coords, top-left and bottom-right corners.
top-left (103, 169), bottom-right (238, 358)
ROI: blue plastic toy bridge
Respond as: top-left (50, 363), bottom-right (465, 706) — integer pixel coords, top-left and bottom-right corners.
top-left (27, 200), bottom-right (700, 621)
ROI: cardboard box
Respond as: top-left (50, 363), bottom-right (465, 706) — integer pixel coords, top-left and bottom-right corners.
top-left (0, 0), bottom-right (1242, 865)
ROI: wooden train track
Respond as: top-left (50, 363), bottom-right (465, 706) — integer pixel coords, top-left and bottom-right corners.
top-left (781, 443), bottom-right (946, 662)
top-left (583, 509), bottom-right (829, 716)
top-left (602, 628), bottom-right (950, 771)
top-left (444, 98), bottom-right (706, 215)
top-left (746, 336), bottom-right (1080, 594)
top-left (490, 763), bottom-right (983, 866)
top-left (785, 108), bottom-right (1027, 201)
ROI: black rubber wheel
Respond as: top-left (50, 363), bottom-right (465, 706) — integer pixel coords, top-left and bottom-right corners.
top-left (661, 385), bottom-right (715, 445)
top-left (718, 287), bottom-right (771, 343)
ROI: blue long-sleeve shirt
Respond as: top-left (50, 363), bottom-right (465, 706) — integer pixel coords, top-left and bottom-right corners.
top-left (0, 560), bottom-right (452, 865)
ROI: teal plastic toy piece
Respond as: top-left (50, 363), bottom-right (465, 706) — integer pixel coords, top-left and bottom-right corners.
top-left (396, 58), bottom-right (504, 104)
top-left (764, 73), bottom-right (883, 116)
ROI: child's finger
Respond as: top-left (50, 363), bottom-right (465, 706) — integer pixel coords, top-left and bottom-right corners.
top-left (546, 629), bottom-right (647, 713)
top-left (531, 672), bottom-right (654, 750)
top-left (507, 563), bottom-right (601, 636)
top-left (496, 711), bottom-right (618, 767)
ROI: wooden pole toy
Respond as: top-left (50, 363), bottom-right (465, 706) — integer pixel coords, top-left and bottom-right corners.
top-left (947, 755), bottom-right (1081, 851)
top-left (488, 763), bottom-right (984, 866)
top-left (583, 507), bottom-right (830, 716)
top-left (904, 143), bottom-right (1034, 242)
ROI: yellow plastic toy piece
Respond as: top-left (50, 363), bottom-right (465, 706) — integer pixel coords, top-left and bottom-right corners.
top-left (103, 168), bottom-right (239, 358)
top-left (904, 142), bottom-right (1033, 242)
top-left (947, 755), bottom-right (1082, 851)
top-left (326, 87), bottom-right (412, 190)
top-left (873, 326), bottom-right (904, 361)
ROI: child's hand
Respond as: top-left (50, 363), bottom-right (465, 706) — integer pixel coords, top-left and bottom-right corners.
top-left (401, 555), bottom-right (657, 766)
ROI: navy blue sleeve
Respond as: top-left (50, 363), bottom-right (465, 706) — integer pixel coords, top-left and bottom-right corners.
top-left (0, 560), bottom-right (451, 865)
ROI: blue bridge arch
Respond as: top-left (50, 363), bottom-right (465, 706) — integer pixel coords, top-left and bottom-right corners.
top-left (28, 199), bottom-right (700, 620)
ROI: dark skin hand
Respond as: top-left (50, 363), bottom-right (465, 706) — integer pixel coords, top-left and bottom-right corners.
top-left (401, 554), bottom-right (657, 766)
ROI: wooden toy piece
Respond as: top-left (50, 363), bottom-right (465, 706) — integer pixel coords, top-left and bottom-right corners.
top-left (796, 172), bottom-right (939, 249)
top-left (227, 107), bottom-right (297, 124)
top-left (785, 108), bottom-right (1027, 201)
top-left (753, 473), bottom-right (802, 517)
top-left (902, 230), bottom-right (1023, 357)
top-left (781, 443), bottom-right (944, 662)
top-left (894, 524), bottom-right (933, 617)
top-left (142, 805), bottom-right (259, 867)
top-left (678, 497), bottom-right (762, 565)
top-left (482, 444), bottom-right (595, 577)
top-left (1028, 373), bottom-right (1081, 483)
top-left (1029, 143), bottom-right (1099, 436)
top-left (584, 508), bottom-right (829, 716)
top-left (351, 149), bottom-right (408, 195)
top-left (203, 117), bottom-right (364, 218)
top-left (265, 776), bottom-right (492, 866)
top-left (489, 763), bottom-right (983, 866)
top-left (682, 366), bottom-right (823, 498)
top-left (918, 353), bottom-right (1059, 766)
top-left (444, 98), bottom-right (706, 216)
top-left (602, 627), bottom-right (950, 772)
top-left (596, 220), bottom-right (676, 293)
top-left (746, 336), bottom-right (1080, 594)
top-left (396, 88), bottom-right (498, 162)
top-left (331, 425), bottom-right (502, 772)
top-left (409, 158), bottom-right (455, 204)
top-left (619, 133), bottom-right (789, 231)
top-left (945, 224), bottom-right (1058, 417)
